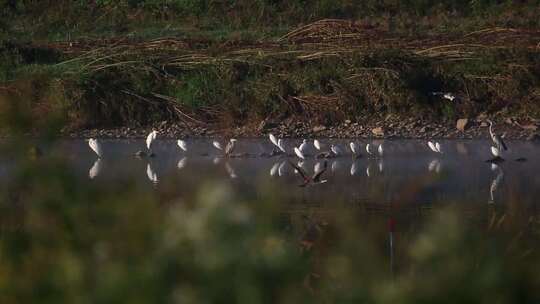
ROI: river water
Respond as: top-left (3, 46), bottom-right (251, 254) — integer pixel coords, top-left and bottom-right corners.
top-left (10, 138), bottom-right (538, 207)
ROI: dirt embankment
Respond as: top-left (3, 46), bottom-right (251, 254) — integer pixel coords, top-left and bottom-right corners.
top-left (2, 20), bottom-right (540, 139)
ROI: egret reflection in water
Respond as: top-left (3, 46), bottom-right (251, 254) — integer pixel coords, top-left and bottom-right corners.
top-left (489, 164), bottom-right (504, 204)
top-left (177, 157), bottom-right (187, 170)
top-left (428, 159), bottom-right (441, 173)
top-left (350, 161), bottom-right (359, 176)
top-left (146, 162), bottom-right (158, 185)
top-left (88, 158), bottom-right (102, 179)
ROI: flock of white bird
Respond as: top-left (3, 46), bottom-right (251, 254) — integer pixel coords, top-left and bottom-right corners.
top-left (88, 119), bottom-right (507, 161)
top-left (86, 120), bottom-right (514, 188)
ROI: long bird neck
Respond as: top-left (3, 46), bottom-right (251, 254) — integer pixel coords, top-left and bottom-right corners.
top-left (489, 122), bottom-right (494, 138)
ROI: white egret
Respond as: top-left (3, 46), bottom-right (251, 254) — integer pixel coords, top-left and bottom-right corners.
top-left (330, 144), bottom-right (343, 156)
top-left (294, 147), bottom-right (305, 160)
top-left (146, 130), bottom-right (158, 154)
top-left (225, 138), bottom-right (237, 156)
top-left (88, 158), bottom-right (102, 179)
top-left (299, 139), bottom-right (309, 153)
top-left (177, 139), bottom-right (188, 152)
top-left (491, 146), bottom-right (501, 158)
top-left (314, 162), bottom-right (323, 174)
top-left (289, 161), bottom-right (328, 187)
top-left (177, 157), bottom-right (187, 170)
top-left (366, 143), bottom-right (373, 155)
top-left (314, 139), bottom-right (322, 150)
top-left (270, 162), bottom-right (280, 176)
top-left (213, 140), bottom-right (223, 151)
top-left (435, 142), bottom-right (442, 153)
top-left (269, 133), bottom-right (279, 148)
top-left (487, 120), bottom-right (507, 151)
top-left (88, 138), bottom-right (102, 158)
top-left (277, 139), bottom-right (286, 153)
top-left (146, 163), bottom-right (158, 185)
top-left (349, 142), bottom-right (359, 158)
top-left (431, 92), bottom-right (456, 102)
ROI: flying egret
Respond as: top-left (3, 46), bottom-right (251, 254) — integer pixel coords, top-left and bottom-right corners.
top-left (177, 139), bottom-right (188, 152)
top-left (431, 92), bottom-right (456, 102)
top-left (299, 139), bottom-right (309, 153)
top-left (294, 147), bottom-right (306, 159)
top-left (146, 163), bottom-right (158, 185)
top-left (225, 138), bottom-right (237, 156)
top-left (330, 144), bottom-right (343, 156)
top-left (88, 138), bottom-right (102, 158)
top-left (146, 130), bottom-right (158, 155)
top-left (288, 161), bottom-right (328, 187)
top-left (487, 120), bottom-right (507, 151)
top-left (314, 139), bottom-right (322, 150)
top-left (88, 158), bottom-right (102, 179)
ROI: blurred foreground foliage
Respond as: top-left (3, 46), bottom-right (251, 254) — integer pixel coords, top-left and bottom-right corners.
top-left (0, 102), bottom-right (540, 303)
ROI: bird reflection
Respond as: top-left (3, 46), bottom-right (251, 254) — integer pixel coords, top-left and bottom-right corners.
top-left (331, 160), bottom-right (341, 172)
top-left (378, 159), bottom-right (384, 173)
top-left (428, 159), bottom-right (441, 173)
top-left (489, 164), bottom-right (504, 204)
top-left (177, 157), bottom-right (187, 170)
top-left (270, 162), bottom-right (280, 176)
top-left (225, 162), bottom-right (237, 179)
top-left (278, 161), bottom-right (287, 177)
top-left (350, 161), bottom-right (359, 176)
top-left (213, 157), bottom-right (221, 165)
top-left (366, 163), bottom-right (372, 177)
top-left (146, 162), bottom-right (158, 185)
top-left (88, 158), bottom-right (102, 179)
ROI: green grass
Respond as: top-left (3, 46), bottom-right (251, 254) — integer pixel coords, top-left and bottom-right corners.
top-left (1, 0), bottom-right (540, 128)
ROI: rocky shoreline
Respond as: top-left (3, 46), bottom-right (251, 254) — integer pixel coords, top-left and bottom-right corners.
top-left (62, 115), bottom-right (540, 141)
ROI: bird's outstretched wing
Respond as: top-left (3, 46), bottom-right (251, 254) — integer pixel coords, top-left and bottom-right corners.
top-left (312, 161), bottom-right (328, 182)
top-left (288, 161), bottom-right (309, 182)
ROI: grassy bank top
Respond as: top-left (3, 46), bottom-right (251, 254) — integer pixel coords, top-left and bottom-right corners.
top-left (2, 0), bottom-right (540, 41)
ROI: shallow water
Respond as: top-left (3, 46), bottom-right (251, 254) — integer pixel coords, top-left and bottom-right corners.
top-left (9, 138), bottom-right (539, 207)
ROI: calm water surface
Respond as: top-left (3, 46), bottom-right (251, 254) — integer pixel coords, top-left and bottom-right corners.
top-left (9, 138), bottom-right (538, 207)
